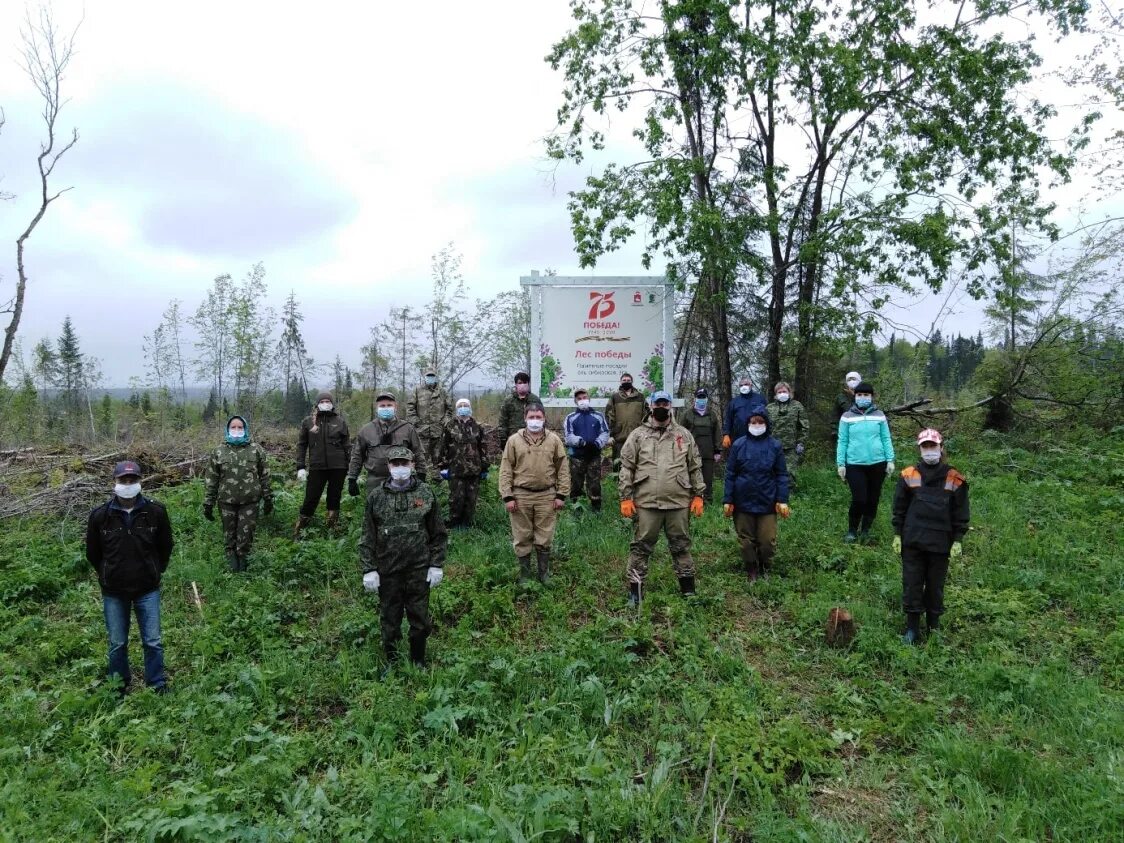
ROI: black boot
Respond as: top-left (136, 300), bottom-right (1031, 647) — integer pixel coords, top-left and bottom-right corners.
top-left (678, 575), bottom-right (696, 596)
top-left (517, 555), bottom-right (532, 585)
top-left (536, 549), bottom-right (551, 585)
top-left (745, 562), bottom-right (760, 582)
top-left (590, 498), bottom-right (602, 513)
top-left (381, 643), bottom-right (400, 678)
top-left (902, 612), bottom-right (922, 645)
top-left (236, 554), bottom-right (248, 572)
top-left (225, 552), bottom-right (239, 572)
top-left (926, 611), bottom-right (941, 632)
top-left (409, 637), bottom-right (427, 668)
top-left (627, 582), bottom-right (641, 607)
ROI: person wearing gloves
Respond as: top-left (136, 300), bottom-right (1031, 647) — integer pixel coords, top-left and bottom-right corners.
top-left (723, 409), bottom-right (790, 581)
top-left (86, 461), bottom-right (175, 695)
top-left (836, 382), bottom-right (895, 543)
top-left (203, 415), bottom-right (273, 571)
top-left (605, 372), bottom-right (649, 469)
top-left (563, 388), bottom-right (610, 512)
top-left (677, 388), bottom-right (722, 504)
top-left (891, 429), bottom-right (970, 644)
top-left (619, 390), bottom-right (706, 605)
top-left (407, 368), bottom-right (452, 469)
top-left (765, 381), bottom-right (809, 491)
top-left (722, 375), bottom-right (767, 450)
top-left (496, 372), bottom-right (541, 449)
top-left (347, 391), bottom-right (428, 499)
top-left (293, 390), bottom-right (350, 539)
top-left (359, 446), bottom-right (447, 669)
top-left (834, 371), bottom-right (862, 423)
top-left (437, 398), bottom-right (488, 528)
top-left (499, 402), bottom-right (571, 585)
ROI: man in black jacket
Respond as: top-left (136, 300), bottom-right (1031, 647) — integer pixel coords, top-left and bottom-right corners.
top-left (85, 461), bottom-right (175, 693)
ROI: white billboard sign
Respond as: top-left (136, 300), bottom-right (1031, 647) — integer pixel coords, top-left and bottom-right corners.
top-left (521, 274), bottom-right (675, 407)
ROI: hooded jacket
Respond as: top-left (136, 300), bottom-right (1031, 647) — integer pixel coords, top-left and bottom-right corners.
top-left (605, 386), bottom-right (649, 442)
top-left (723, 408), bottom-right (789, 514)
top-left (891, 460), bottom-right (970, 554)
top-left (204, 416), bottom-right (272, 507)
top-left (618, 418), bottom-right (705, 509)
top-left (407, 382), bottom-right (452, 439)
top-left (296, 391), bottom-right (350, 471)
top-left (836, 403), bottom-right (895, 466)
top-left (439, 414), bottom-right (487, 478)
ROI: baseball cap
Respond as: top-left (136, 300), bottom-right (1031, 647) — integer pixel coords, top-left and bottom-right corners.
top-left (695, 388), bottom-right (708, 399)
top-left (375, 390), bottom-right (397, 402)
top-left (651, 390), bottom-right (673, 403)
top-left (113, 460), bottom-right (142, 478)
top-left (917, 428), bottom-right (943, 446)
top-left (386, 445), bottom-right (414, 462)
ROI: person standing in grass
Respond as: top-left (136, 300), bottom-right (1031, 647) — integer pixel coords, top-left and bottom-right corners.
top-left (766, 381), bottom-right (809, 492)
top-left (293, 390), bottom-right (350, 539)
top-left (563, 387), bottom-right (610, 513)
top-left (407, 368), bottom-right (452, 469)
top-left (892, 428), bottom-right (970, 644)
top-left (605, 372), bottom-right (648, 469)
top-left (348, 391), bottom-right (428, 498)
top-left (360, 446), bottom-right (447, 669)
top-left (86, 460), bottom-right (174, 694)
top-left (203, 415), bottom-right (273, 571)
top-left (723, 408), bottom-right (790, 581)
top-left (496, 372), bottom-right (540, 449)
top-left (619, 390), bottom-right (706, 605)
top-left (836, 382), bottom-right (895, 543)
top-left (499, 402), bottom-right (570, 585)
top-left (677, 388), bottom-right (722, 504)
top-left (722, 374), bottom-right (767, 452)
top-left (437, 397), bottom-right (488, 528)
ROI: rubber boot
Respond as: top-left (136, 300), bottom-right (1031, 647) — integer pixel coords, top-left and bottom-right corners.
top-left (843, 531), bottom-right (857, 544)
top-left (409, 637), bottom-right (427, 668)
top-left (926, 611), bottom-right (941, 632)
top-left (678, 575), bottom-right (696, 596)
top-left (225, 552), bottom-right (239, 572)
top-left (517, 555), bottom-right (533, 585)
top-left (590, 498), bottom-right (602, 513)
top-left (745, 561), bottom-right (760, 582)
top-left (325, 510), bottom-right (339, 531)
top-left (381, 643), bottom-right (400, 679)
top-left (293, 515), bottom-right (311, 540)
top-left (627, 582), bottom-right (641, 608)
top-left (857, 529), bottom-right (871, 544)
top-left (536, 549), bottom-right (551, 585)
top-left (236, 554), bottom-right (248, 572)
top-left (902, 612), bottom-right (922, 645)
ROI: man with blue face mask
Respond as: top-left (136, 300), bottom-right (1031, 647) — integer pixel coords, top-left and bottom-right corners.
top-left (349, 392), bottom-right (428, 498)
top-left (437, 398), bottom-right (487, 527)
top-left (836, 382), bottom-right (895, 543)
top-left (86, 461), bottom-right (174, 695)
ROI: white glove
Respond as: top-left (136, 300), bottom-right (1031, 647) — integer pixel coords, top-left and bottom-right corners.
top-left (886, 462), bottom-right (895, 476)
top-left (426, 567), bottom-right (444, 587)
top-left (297, 469), bottom-right (308, 482)
top-left (837, 465), bottom-right (847, 480)
top-left (362, 571), bottom-right (380, 592)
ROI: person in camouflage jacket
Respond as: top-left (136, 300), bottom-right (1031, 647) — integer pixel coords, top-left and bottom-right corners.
top-left (360, 446), bottom-right (447, 668)
top-left (348, 391), bottom-right (428, 498)
top-left (407, 369), bottom-right (452, 468)
top-left (203, 415), bottom-right (273, 571)
top-left (437, 398), bottom-right (488, 528)
top-left (677, 388), bottom-right (722, 503)
top-left (765, 381), bottom-right (810, 490)
top-left (496, 372), bottom-right (540, 448)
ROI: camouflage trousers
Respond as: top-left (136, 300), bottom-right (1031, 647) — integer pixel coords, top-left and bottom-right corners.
top-left (569, 456), bottom-right (602, 503)
top-left (379, 567), bottom-right (431, 651)
top-left (508, 490), bottom-right (559, 556)
top-left (421, 435), bottom-right (444, 472)
top-left (448, 477), bottom-right (480, 526)
top-left (783, 447), bottom-right (802, 489)
top-left (219, 501), bottom-right (259, 557)
top-left (627, 507), bottom-right (694, 584)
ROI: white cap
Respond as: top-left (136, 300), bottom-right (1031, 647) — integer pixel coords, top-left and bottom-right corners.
top-left (845, 371), bottom-right (862, 382)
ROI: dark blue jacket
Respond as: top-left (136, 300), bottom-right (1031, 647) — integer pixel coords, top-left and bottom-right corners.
top-left (563, 408), bottom-right (610, 459)
top-left (724, 391), bottom-right (768, 437)
top-left (723, 410), bottom-right (789, 514)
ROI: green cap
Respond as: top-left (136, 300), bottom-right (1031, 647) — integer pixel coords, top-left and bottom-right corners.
top-left (386, 445), bottom-right (414, 462)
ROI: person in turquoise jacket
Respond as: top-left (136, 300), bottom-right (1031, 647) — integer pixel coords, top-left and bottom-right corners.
top-left (836, 381), bottom-right (895, 543)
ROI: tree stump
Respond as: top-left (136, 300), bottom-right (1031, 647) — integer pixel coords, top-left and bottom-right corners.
top-left (825, 607), bottom-right (856, 648)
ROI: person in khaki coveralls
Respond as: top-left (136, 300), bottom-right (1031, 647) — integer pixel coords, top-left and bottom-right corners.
top-left (618, 391), bottom-right (706, 605)
top-left (499, 403), bottom-right (571, 585)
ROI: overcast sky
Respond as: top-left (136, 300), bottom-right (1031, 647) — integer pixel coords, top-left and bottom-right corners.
top-left (0, 1), bottom-right (1118, 386)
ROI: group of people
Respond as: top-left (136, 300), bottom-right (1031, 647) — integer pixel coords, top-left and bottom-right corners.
top-left (83, 368), bottom-right (970, 694)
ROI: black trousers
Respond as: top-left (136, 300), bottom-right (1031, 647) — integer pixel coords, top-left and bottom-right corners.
top-left (299, 468), bottom-right (347, 517)
top-left (845, 462), bottom-right (887, 532)
top-left (902, 546), bottom-right (950, 615)
top-left (379, 568), bottom-right (431, 651)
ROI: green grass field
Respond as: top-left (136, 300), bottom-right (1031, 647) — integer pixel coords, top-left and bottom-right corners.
top-left (2, 433), bottom-right (1122, 841)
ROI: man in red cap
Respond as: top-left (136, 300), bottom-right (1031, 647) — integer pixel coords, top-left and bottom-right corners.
top-left (891, 429), bottom-right (970, 644)
top-left (85, 461), bottom-right (175, 694)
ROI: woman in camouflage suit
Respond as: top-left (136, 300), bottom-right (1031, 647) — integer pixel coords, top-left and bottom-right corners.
top-left (437, 398), bottom-right (488, 528)
top-left (203, 415), bottom-right (273, 571)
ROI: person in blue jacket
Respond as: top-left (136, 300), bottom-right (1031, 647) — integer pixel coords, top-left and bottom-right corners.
top-left (721, 374), bottom-right (767, 451)
top-left (563, 388), bottom-right (611, 512)
top-left (723, 407), bottom-right (790, 580)
top-left (836, 381), bottom-right (895, 543)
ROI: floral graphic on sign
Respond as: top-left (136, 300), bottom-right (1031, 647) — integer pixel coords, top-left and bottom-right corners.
top-left (641, 343), bottom-right (664, 392)
top-left (540, 342), bottom-right (564, 396)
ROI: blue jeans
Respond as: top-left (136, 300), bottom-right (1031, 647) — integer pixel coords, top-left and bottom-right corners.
top-left (102, 589), bottom-right (165, 689)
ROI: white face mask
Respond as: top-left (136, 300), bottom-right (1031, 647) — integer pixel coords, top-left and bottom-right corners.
top-left (748, 424), bottom-right (767, 437)
top-left (389, 465), bottom-right (412, 482)
top-left (115, 482), bottom-right (141, 499)
top-left (526, 419), bottom-right (545, 433)
top-left (739, 385), bottom-right (751, 395)
top-left (318, 401), bottom-right (333, 412)
top-left (576, 399), bottom-right (591, 410)
top-left (776, 393), bottom-right (790, 403)
top-left (921, 449), bottom-right (941, 465)
top-left (846, 378), bottom-right (860, 389)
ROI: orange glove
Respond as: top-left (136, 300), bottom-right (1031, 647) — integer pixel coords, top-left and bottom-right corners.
top-left (620, 499), bottom-right (636, 518)
top-left (723, 503), bottom-right (734, 518)
top-left (690, 496), bottom-right (705, 517)
top-left (721, 435), bottom-right (731, 449)
top-left (775, 502), bottom-right (791, 519)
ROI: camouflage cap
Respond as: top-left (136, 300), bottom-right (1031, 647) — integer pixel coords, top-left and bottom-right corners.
top-left (386, 445), bottom-right (414, 462)
top-left (375, 390), bottom-right (397, 402)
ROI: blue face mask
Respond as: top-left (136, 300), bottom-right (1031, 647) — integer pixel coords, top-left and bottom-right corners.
top-left (456, 406), bottom-right (471, 417)
top-left (425, 376), bottom-right (437, 386)
top-left (376, 406), bottom-right (396, 421)
top-left (855, 396), bottom-right (872, 409)
top-left (694, 399), bottom-right (707, 411)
